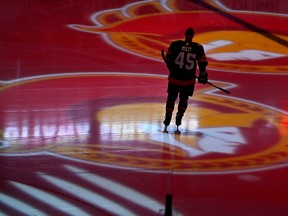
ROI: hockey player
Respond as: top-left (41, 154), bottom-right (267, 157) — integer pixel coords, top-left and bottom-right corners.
top-left (162, 27), bottom-right (208, 133)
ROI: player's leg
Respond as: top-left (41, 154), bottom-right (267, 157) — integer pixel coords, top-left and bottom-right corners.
top-left (176, 85), bottom-right (194, 129)
top-left (176, 95), bottom-right (188, 126)
top-left (163, 83), bottom-right (178, 130)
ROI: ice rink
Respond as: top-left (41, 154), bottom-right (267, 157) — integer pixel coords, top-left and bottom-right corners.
top-left (1, 0), bottom-right (288, 215)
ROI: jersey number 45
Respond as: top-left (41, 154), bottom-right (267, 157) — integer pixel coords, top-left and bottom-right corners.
top-left (175, 51), bottom-right (196, 70)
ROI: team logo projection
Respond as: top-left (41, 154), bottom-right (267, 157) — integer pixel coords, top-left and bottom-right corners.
top-left (1, 74), bottom-right (287, 173)
top-left (68, 0), bottom-right (288, 74)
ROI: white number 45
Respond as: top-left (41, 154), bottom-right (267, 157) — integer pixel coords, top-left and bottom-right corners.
top-left (175, 51), bottom-right (196, 70)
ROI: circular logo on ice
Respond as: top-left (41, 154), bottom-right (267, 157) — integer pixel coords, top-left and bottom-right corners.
top-left (1, 74), bottom-right (287, 174)
top-left (68, 0), bottom-right (288, 74)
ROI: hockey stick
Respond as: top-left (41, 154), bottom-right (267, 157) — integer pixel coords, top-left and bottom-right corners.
top-left (161, 49), bottom-right (230, 94)
top-left (161, 49), bottom-right (166, 61)
top-left (195, 76), bottom-right (230, 94)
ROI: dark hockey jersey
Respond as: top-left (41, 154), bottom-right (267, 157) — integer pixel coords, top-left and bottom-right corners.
top-left (165, 40), bottom-right (207, 85)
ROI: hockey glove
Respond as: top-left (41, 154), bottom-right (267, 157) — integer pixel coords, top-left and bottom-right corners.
top-left (198, 72), bottom-right (208, 84)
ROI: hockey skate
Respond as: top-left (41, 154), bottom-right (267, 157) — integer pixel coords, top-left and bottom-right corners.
top-left (163, 113), bottom-right (172, 133)
top-left (175, 113), bottom-right (183, 134)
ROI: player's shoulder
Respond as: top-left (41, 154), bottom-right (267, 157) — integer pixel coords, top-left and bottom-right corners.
top-left (169, 40), bottom-right (185, 50)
